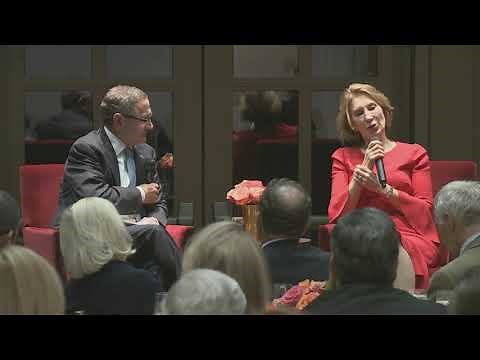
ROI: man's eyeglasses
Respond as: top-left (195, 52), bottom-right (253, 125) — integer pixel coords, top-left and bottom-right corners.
top-left (121, 113), bottom-right (154, 124)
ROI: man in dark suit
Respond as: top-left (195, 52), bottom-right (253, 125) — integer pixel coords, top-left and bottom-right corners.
top-left (428, 181), bottom-right (480, 302)
top-left (52, 85), bottom-right (181, 291)
top-left (259, 178), bottom-right (330, 287)
top-left (305, 208), bottom-right (447, 315)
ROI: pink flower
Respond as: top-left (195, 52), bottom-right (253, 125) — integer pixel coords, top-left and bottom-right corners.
top-left (226, 180), bottom-right (265, 206)
top-left (272, 280), bottom-right (327, 311)
top-left (280, 285), bottom-right (303, 306)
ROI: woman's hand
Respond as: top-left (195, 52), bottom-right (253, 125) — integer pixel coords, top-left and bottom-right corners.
top-left (353, 165), bottom-right (383, 193)
top-left (362, 140), bottom-right (384, 169)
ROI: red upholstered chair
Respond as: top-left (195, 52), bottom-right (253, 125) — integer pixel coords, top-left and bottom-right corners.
top-left (20, 164), bottom-right (66, 279)
top-left (20, 164), bottom-right (194, 280)
top-left (317, 160), bottom-right (478, 259)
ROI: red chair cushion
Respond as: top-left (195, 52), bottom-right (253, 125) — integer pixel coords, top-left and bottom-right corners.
top-left (166, 225), bottom-right (194, 249)
top-left (20, 164), bottom-right (64, 227)
top-left (22, 227), bottom-right (60, 269)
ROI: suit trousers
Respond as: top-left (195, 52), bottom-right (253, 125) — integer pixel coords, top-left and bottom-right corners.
top-left (126, 224), bottom-right (182, 291)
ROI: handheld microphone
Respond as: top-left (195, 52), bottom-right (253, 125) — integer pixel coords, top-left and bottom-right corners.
top-left (369, 137), bottom-right (387, 188)
top-left (375, 158), bottom-right (387, 188)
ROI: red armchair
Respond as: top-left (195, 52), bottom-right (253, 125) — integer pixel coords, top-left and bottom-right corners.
top-left (20, 164), bottom-right (66, 278)
top-left (19, 164), bottom-right (193, 279)
top-left (317, 160), bottom-right (478, 257)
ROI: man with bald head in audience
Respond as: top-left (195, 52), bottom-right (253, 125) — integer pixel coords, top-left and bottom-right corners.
top-left (259, 178), bottom-right (330, 287)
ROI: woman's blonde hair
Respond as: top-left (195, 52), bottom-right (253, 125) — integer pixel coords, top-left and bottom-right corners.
top-left (336, 83), bottom-right (394, 146)
top-left (59, 197), bottom-right (134, 279)
top-left (0, 244), bottom-right (65, 314)
top-left (182, 221), bottom-right (271, 314)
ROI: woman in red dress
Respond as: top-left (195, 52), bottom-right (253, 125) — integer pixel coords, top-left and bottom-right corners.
top-left (328, 83), bottom-right (440, 289)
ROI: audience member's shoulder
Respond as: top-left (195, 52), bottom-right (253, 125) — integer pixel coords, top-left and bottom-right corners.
top-left (116, 261), bottom-right (160, 289)
top-left (396, 288), bottom-right (448, 315)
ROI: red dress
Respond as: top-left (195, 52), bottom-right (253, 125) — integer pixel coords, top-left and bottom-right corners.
top-left (328, 142), bottom-right (441, 289)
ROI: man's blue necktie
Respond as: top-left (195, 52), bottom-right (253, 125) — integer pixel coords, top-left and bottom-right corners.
top-left (125, 148), bottom-right (136, 188)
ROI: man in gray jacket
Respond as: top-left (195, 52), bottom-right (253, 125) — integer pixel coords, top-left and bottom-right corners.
top-left (428, 180), bottom-right (480, 301)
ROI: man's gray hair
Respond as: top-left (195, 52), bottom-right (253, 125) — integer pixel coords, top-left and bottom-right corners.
top-left (100, 85), bottom-right (148, 127)
top-left (162, 269), bottom-right (247, 315)
top-left (434, 181), bottom-right (480, 227)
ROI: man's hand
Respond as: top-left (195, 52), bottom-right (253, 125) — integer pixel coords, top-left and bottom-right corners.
top-left (139, 183), bottom-right (161, 204)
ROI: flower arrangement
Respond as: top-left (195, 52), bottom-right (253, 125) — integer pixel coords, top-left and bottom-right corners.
top-left (271, 279), bottom-right (327, 311)
top-left (226, 180), bottom-right (265, 206)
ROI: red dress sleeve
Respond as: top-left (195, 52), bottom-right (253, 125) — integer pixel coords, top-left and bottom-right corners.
top-left (395, 145), bottom-right (437, 239)
top-left (328, 148), bottom-right (351, 224)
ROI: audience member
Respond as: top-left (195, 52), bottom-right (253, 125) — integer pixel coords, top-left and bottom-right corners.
top-left (306, 208), bottom-right (447, 315)
top-left (161, 269), bottom-right (247, 315)
top-left (428, 181), bottom-right (480, 301)
top-left (36, 90), bottom-right (93, 140)
top-left (183, 221), bottom-right (271, 314)
top-left (60, 197), bottom-right (161, 315)
top-left (0, 244), bottom-right (65, 314)
top-left (240, 90), bottom-right (298, 138)
top-left (259, 178), bottom-right (329, 285)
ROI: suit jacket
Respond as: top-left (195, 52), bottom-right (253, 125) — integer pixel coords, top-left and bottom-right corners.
top-left (52, 128), bottom-right (168, 227)
top-left (263, 238), bottom-right (330, 285)
top-left (428, 235), bottom-right (480, 300)
top-left (305, 284), bottom-right (448, 315)
top-left (66, 260), bottom-right (162, 315)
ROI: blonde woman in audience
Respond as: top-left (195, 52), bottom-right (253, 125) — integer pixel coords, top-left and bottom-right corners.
top-left (60, 197), bottom-right (162, 315)
top-left (183, 221), bottom-right (271, 314)
top-left (0, 244), bottom-right (65, 314)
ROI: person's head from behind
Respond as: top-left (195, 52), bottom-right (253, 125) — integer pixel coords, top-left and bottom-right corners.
top-left (434, 181), bottom-right (480, 257)
top-left (337, 83), bottom-right (394, 147)
top-left (162, 269), bottom-right (247, 315)
top-left (61, 90), bottom-right (92, 118)
top-left (259, 178), bottom-right (311, 239)
top-left (448, 266), bottom-right (480, 315)
top-left (241, 91), bottom-right (283, 135)
top-left (0, 190), bottom-right (21, 246)
top-left (331, 208), bottom-right (399, 288)
top-left (100, 85), bottom-right (154, 147)
top-left (182, 221), bottom-right (271, 314)
top-left (0, 244), bottom-right (65, 314)
top-left (59, 197), bottom-right (134, 279)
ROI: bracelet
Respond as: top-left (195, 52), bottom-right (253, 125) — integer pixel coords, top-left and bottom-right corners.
top-left (384, 184), bottom-right (394, 198)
